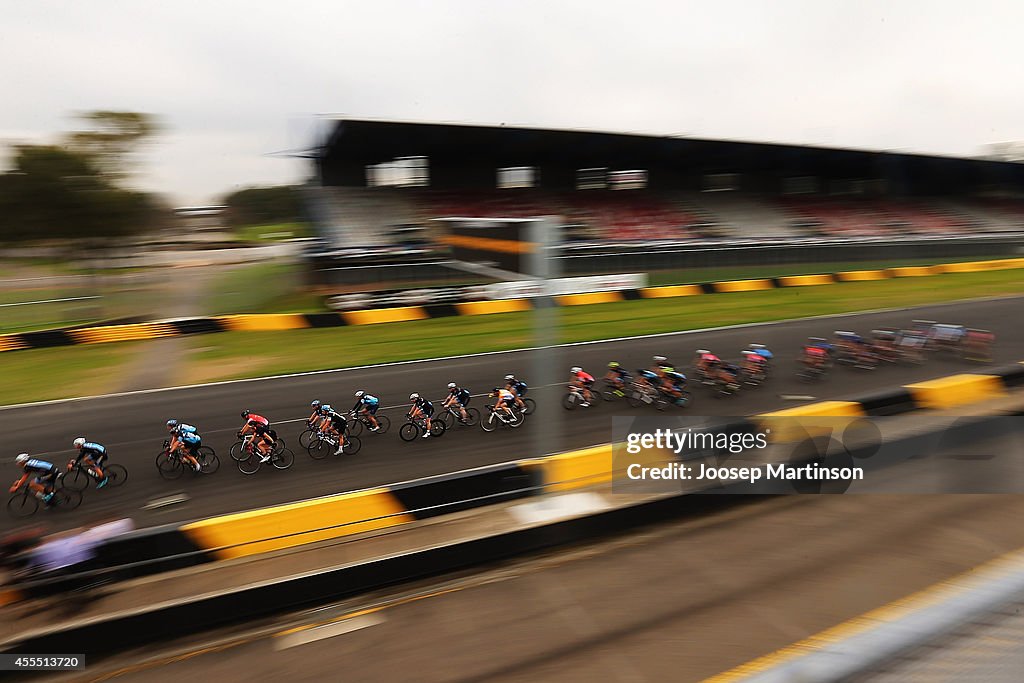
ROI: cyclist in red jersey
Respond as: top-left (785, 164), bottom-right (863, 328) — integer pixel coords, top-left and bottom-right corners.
top-left (570, 366), bottom-right (595, 406)
top-left (239, 410), bottom-right (275, 462)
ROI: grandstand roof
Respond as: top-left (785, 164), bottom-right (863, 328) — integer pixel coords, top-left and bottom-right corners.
top-left (317, 119), bottom-right (1024, 193)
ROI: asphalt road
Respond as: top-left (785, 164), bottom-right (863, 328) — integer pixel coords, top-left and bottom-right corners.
top-left (2, 295), bottom-right (1022, 532)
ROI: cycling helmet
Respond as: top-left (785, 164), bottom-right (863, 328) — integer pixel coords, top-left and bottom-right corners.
top-left (240, 410), bottom-right (250, 419)
top-left (16, 453), bottom-right (29, 465)
top-left (504, 374), bottom-right (515, 381)
top-left (653, 355), bottom-right (666, 362)
top-left (696, 349), bottom-right (710, 355)
top-left (310, 400), bottom-right (321, 409)
top-left (73, 437), bottom-right (86, 448)
top-left (354, 390), bottom-right (364, 398)
top-left (320, 404), bottom-right (332, 413)
top-left (166, 419), bottom-right (178, 428)
top-left (749, 343), bottom-right (766, 349)
top-left (608, 361), bottom-right (620, 368)
top-left (570, 366), bottom-right (582, 373)
top-left (410, 393), bottom-right (419, 400)
top-left (447, 382), bottom-right (457, 389)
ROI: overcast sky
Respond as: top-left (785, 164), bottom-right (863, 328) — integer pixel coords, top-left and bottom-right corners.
top-left (4, 1), bottom-right (1024, 205)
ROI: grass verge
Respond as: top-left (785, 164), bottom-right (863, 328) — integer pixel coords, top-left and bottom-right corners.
top-left (0, 343), bottom-right (144, 406)
top-left (181, 268), bottom-right (1024, 384)
top-left (3, 268), bottom-right (1022, 405)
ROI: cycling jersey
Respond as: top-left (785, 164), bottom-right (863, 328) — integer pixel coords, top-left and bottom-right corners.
top-left (639, 370), bottom-right (659, 381)
top-left (326, 410), bottom-right (348, 429)
top-left (24, 459), bottom-right (57, 476)
top-left (805, 346), bottom-right (828, 359)
top-left (509, 380), bottom-right (528, 395)
top-left (496, 389), bottom-right (515, 403)
top-left (573, 371), bottom-right (595, 384)
top-left (665, 371), bottom-right (687, 383)
top-left (354, 395), bottom-right (380, 413)
top-left (608, 367), bottom-right (629, 379)
top-left (244, 414), bottom-right (269, 427)
top-left (753, 348), bottom-right (773, 360)
top-left (413, 398), bottom-right (434, 416)
top-left (172, 424), bottom-right (198, 437)
top-left (73, 443), bottom-right (106, 465)
top-left (450, 388), bottom-right (471, 405)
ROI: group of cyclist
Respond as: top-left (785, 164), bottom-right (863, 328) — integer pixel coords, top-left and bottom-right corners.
top-left (798, 322), bottom-right (995, 374)
top-left (9, 439), bottom-right (110, 507)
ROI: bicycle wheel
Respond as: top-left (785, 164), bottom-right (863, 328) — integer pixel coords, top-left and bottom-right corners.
top-left (272, 437), bottom-right (287, 456)
top-left (63, 468), bottom-right (91, 492)
top-left (373, 415), bottom-right (391, 434)
top-left (429, 419), bottom-right (446, 437)
top-left (237, 453), bottom-right (261, 475)
top-left (399, 422), bottom-right (419, 442)
top-left (462, 407), bottom-right (481, 427)
top-left (562, 393), bottom-right (579, 410)
top-left (7, 492), bottom-right (37, 518)
top-left (105, 464), bottom-right (128, 487)
top-left (521, 398), bottom-right (536, 415)
top-left (298, 428), bottom-right (316, 449)
top-left (480, 411), bottom-right (497, 432)
top-left (198, 447), bottom-right (219, 475)
top-left (272, 448), bottom-right (295, 470)
top-left (156, 452), bottom-right (184, 480)
top-left (347, 419), bottom-right (363, 437)
top-left (341, 435), bottom-right (361, 455)
top-left (229, 441), bottom-right (249, 462)
top-left (307, 436), bottom-right (331, 460)
top-left (54, 488), bottom-right (82, 511)
top-left (509, 409), bottom-right (525, 427)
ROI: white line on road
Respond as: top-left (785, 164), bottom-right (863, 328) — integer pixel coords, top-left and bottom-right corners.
top-left (274, 614), bottom-right (385, 650)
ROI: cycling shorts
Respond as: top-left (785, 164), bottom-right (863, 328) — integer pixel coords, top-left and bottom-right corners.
top-left (454, 392), bottom-right (471, 406)
top-left (330, 415), bottom-right (348, 431)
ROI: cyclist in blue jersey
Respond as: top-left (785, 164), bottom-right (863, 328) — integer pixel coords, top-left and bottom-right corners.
top-left (352, 391), bottom-right (381, 431)
top-left (166, 419), bottom-right (203, 472)
top-left (10, 454), bottom-right (60, 504)
top-left (71, 437), bottom-right (110, 488)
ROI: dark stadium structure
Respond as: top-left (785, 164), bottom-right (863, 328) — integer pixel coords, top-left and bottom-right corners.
top-left (304, 119), bottom-right (1024, 288)
top-left (316, 119), bottom-right (1024, 194)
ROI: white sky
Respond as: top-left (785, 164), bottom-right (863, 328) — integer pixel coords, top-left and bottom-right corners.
top-left (3, 0), bottom-right (1024, 205)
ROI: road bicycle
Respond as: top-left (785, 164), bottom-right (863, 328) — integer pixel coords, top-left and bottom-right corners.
top-left (156, 440), bottom-right (219, 479)
top-left (399, 414), bottom-right (446, 442)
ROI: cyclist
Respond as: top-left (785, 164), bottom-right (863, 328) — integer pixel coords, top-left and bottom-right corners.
top-left (352, 391), bottom-right (381, 432)
top-left (929, 323), bottom-right (967, 352)
top-left (239, 410), bottom-right (275, 463)
top-left (490, 386), bottom-right (517, 419)
top-left (71, 437), bottom-right (110, 488)
top-left (443, 382), bottom-right (472, 423)
top-left (603, 362), bottom-right (631, 394)
top-left (166, 419), bottom-right (203, 472)
top-left (748, 343), bottom-right (773, 367)
top-left (318, 404), bottom-right (349, 455)
top-left (663, 368), bottom-right (688, 402)
top-left (307, 400), bottom-right (323, 427)
top-left (504, 375), bottom-right (529, 412)
top-left (694, 350), bottom-right (720, 380)
top-left (963, 328), bottom-right (995, 362)
top-left (801, 339), bottom-right (830, 370)
top-left (10, 454), bottom-right (60, 505)
top-left (570, 366), bottom-right (595, 406)
top-left (741, 350), bottom-right (768, 381)
top-left (408, 393), bottom-right (434, 438)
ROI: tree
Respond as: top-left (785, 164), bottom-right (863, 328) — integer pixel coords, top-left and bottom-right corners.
top-left (65, 111), bottom-right (161, 181)
top-left (222, 185), bottom-right (304, 226)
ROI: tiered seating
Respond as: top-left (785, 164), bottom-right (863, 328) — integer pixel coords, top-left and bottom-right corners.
top-left (776, 197), bottom-right (973, 237)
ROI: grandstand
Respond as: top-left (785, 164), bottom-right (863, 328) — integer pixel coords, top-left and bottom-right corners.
top-left (308, 119), bottom-right (1024, 252)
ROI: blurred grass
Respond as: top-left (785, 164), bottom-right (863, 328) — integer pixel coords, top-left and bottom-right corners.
top-left (180, 269), bottom-right (1024, 384)
top-left (201, 262), bottom-right (322, 315)
top-left (0, 343), bottom-right (144, 406)
top-left (233, 222), bottom-right (310, 243)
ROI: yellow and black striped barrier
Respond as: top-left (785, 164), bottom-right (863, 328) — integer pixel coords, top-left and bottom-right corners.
top-left (2, 257), bottom-right (1022, 354)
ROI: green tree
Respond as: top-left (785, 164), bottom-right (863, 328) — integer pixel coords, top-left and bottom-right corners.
top-left (65, 111), bottom-right (161, 181)
top-left (222, 185), bottom-right (304, 226)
